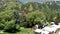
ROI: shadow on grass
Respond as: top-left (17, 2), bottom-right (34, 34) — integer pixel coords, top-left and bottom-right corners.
top-left (4, 29), bottom-right (20, 33)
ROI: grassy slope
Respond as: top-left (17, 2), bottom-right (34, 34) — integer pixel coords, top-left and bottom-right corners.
top-left (17, 28), bottom-right (60, 34)
top-left (17, 27), bottom-right (34, 34)
top-left (18, 27), bottom-right (60, 34)
top-left (0, 23), bottom-right (60, 34)
top-left (0, 27), bottom-right (60, 34)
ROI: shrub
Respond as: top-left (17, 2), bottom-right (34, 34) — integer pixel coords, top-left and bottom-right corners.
top-left (4, 20), bottom-right (15, 31)
top-left (26, 11), bottom-right (46, 27)
top-left (0, 9), bottom-right (20, 32)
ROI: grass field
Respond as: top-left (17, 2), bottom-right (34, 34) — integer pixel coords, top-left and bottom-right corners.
top-left (19, 27), bottom-right (60, 34)
top-left (18, 27), bottom-right (34, 34)
top-left (0, 27), bottom-right (60, 34)
top-left (0, 27), bottom-right (34, 34)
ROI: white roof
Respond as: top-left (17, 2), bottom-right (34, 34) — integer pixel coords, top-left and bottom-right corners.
top-left (50, 26), bottom-right (57, 32)
top-left (34, 29), bottom-right (49, 34)
top-left (58, 23), bottom-right (60, 25)
top-left (43, 26), bottom-right (53, 32)
top-left (51, 24), bottom-right (59, 29)
top-left (35, 24), bottom-right (39, 28)
top-left (34, 23), bottom-right (60, 33)
top-left (34, 29), bottom-right (42, 33)
top-left (41, 30), bottom-right (49, 34)
top-left (51, 22), bottom-right (55, 24)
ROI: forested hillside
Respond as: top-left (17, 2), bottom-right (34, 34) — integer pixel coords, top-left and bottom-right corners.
top-left (0, 0), bottom-right (60, 33)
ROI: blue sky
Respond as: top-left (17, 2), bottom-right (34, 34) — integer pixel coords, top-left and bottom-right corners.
top-left (19, 0), bottom-right (60, 2)
top-left (19, 0), bottom-right (27, 2)
top-left (19, 0), bottom-right (44, 2)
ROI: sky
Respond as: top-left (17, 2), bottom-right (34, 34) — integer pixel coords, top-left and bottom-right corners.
top-left (19, 0), bottom-right (44, 2)
top-left (19, 0), bottom-right (27, 2)
top-left (19, 0), bottom-right (60, 2)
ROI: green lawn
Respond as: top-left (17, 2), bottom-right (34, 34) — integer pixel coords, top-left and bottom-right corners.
top-left (18, 27), bottom-right (60, 34)
top-left (55, 29), bottom-right (60, 34)
top-left (17, 27), bottom-right (34, 34)
top-left (0, 27), bottom-right (60, 34)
